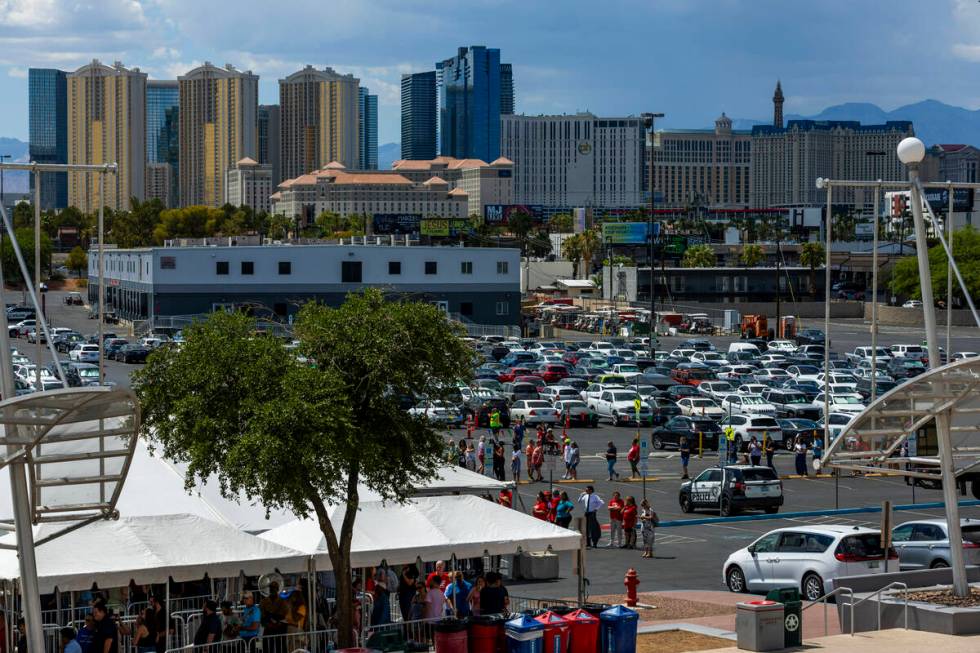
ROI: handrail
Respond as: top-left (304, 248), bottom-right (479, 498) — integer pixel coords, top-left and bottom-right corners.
top-left (848, 581), bottom-right (908, 635)
top-left (802, 586), bottom-right (853, 637)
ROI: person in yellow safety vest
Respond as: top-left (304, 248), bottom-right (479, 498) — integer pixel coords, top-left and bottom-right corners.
top-left (489, 409), bottom-right (502, 437)
top-left (724, 425), bottom-right (737, 464)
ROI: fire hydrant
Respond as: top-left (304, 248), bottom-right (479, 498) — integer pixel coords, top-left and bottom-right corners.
top-left (624, 567), bottom-right (640, 607)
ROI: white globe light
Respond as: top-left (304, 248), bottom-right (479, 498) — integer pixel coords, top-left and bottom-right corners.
top-left (896, 137), bottom-right (925, 165)
top-left (815, 177), bottom-right (825, 189)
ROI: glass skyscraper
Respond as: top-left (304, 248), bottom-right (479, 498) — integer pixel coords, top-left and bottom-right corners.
top-left (147, 81), bottom-right (179, 206)
top-left (400, 71), bottom-right (437, 161)
top-left (28, 68), bottom-right (68, 209)
top-left (359, 87), bottom-right (378, 170)
top-left (258, 104), bottom-right (282, 186)
top-left (437, 46), bottom-right (513, 162)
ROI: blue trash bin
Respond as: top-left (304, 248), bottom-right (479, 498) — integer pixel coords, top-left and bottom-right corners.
top-left (506, 615), bottom-right (544, 653)
top-left (599, 606), bottom-right (639, 653)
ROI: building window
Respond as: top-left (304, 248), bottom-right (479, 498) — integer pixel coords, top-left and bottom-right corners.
top-left (460, 302), bottom-right (474, 317)
top-left (160, 256), bottom-right (176, 270)
top-left (461, 261), bottom-right (473, 275)
top-left (341, 261), bottom-right (362, 283)
top-left (425, 261), bottom-right (437, 275)
top-left (497, 261), bottom-right (509, 274)
top-left (388, 261), bottom-right (401, 275)
top-left (241, 261), bottom-right (254, 275)
top-left (278, 261), bottom-right (291, 275)
top-left (216, 261), bottom-right (229, 275)
top-left (495, 301), bottom-right (510, 316)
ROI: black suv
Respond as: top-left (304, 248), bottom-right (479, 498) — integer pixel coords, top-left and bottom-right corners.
top-left (679, 465), bottom-right (783, 516)
top-left (652, 416), bottom-right (721, 451)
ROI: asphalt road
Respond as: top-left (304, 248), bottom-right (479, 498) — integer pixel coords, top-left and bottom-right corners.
top-left (14, 291), bottom-right (980, 599)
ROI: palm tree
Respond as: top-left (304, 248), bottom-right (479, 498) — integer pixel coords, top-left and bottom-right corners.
top-left (800, 242), bottom-right (826, 298)
top-left (682, 244), bottom-right (716, 268)
top-left (579, 229), bottom-right (600, 277)
top-left (740, 244), bottom-right (765, 267)
top-left (561, 234), bottom-right (583, 277)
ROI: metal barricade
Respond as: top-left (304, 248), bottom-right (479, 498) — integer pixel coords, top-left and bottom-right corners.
top-left (366, 617), bottom-right (441, 648)
top-left (164, 629), bottom-right (339, 653)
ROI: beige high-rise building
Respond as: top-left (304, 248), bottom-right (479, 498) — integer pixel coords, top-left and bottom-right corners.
top-left (178, 62), bottom-right (258, 207)
top-left (279, 65), bottom-right (360, 180)
top-left (67, 60), bottom-right (147, 212)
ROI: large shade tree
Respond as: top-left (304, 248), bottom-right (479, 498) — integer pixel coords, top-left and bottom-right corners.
top-left (133, 290), bottom-right (474, 646)
top-left (890, 226), bottom-right (980, 303)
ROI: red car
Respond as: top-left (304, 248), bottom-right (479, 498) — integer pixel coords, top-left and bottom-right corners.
top-left (540, 364), bottom-right (570, 383)
top-left (499, 366), bottom-right (532, 383)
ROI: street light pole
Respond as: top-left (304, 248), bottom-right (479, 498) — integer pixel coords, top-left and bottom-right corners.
top-left (642, 112), bottom-right (664, 360)
top-left (898, 137), bottom-right (969, 597)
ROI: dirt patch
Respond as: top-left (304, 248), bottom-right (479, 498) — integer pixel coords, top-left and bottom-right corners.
top-left (586, 593), bottom-right (735, 621)
top-left (636, 630), bottom-right (732, 653)
top-left (903, 587), bottom-right (980, 608)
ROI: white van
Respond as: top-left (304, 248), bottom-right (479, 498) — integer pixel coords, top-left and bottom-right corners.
top-left (728, 342), bottom-right (761, 357)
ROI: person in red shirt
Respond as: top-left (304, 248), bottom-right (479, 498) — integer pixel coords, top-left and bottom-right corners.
top-left (607, 491), bottom-right (625, 548)
top-left (425, 561), bottom-right (450, 590)
top-left (498, 488), bottom-right (513, 508)
top-left (627, 438), bottom-right (641, 478)
top-left (548, 492), bottom-right (560, 523)
top-left (525, 441), bottom-right (535, 481)
top-left (621, 496), bottom-right (638, 549)
top-left (531, 443), bottom-right (545, 481)
top-left (532, 492), bottom-right (549, 520)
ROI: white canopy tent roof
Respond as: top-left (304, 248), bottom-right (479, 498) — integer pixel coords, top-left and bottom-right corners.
top-left (260, 494), bottom-right (581, 570)
top-left (0, 441), bottom-right (512, 532)
top-left (0, 514), bottom-right (309, 593)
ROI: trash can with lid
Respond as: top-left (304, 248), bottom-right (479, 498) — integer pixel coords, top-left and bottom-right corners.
top-left (736, 600), bottom-right (784, 652)
top-left (562, 609), bottom-right (598, 653)
top-left (534, 611), bottom-right (570, 653)
top-left (598, 606), bottom-right (638, 653)
top-left (436, 618), bottom-right (470, 653)
top-left (766, 587), bottom-right (802, 647)
top-left (470, 615), bottom-right (507, 653)
top-left (505, 615), bottom-right (544, 653)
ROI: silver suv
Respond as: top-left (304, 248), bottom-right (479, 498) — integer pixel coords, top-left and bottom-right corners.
top-left (891, 519), bottom-right (980, 571)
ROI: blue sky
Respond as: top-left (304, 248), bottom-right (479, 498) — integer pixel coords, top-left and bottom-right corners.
top-left (2, 0), bottom-right (980, 147)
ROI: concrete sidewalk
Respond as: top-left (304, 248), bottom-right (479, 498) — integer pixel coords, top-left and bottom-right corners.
top-left (700, 628), bottom-right (980, 652)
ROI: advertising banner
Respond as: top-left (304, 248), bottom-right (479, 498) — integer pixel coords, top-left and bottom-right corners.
top-left (483, 204), bottom-right (548, 225)
top-left (922, 188), bottom-right (974, 214)
top-left (601, 222), bottom-right (658, 244)
top-left (373, 214), bottom-right (421, 235)
top-left (420, 218), bottom-right (472, 236)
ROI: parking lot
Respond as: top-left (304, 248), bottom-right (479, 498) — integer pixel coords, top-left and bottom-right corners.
top-left (10, 293), bottom-right (980, 599)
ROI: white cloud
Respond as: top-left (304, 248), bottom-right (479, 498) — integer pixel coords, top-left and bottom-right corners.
top-left (6, 67), bottom-right (26, 78)
top-left (951, 43), bottom-right (980, 62)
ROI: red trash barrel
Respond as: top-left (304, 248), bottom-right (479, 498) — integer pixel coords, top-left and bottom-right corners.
top-left (563, 609), bottom-right (599, 653)
top-left (534, 611), bottom-right (570, 653)
top-left (436, 618), bottom-right (470, 653)
top-left (470, 616), bottom-right (507, 653)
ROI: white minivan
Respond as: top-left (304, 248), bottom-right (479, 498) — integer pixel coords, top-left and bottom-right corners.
top-left (728, 342), bottom-right (761, 357)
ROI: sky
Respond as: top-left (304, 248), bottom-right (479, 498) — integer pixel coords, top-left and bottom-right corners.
top-left (2, 0), bottom-right (980, 146)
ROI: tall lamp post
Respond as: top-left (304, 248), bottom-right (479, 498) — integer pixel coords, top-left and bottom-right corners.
top-left (897, 136), bottom-right (970, 597)
top-left (642, 112), bottom-right (664, 359)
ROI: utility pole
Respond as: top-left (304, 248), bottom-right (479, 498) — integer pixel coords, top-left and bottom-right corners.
top-left (642, 112), bottom-right (664, 359)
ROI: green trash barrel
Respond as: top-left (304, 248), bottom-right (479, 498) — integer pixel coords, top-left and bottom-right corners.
top-left (765, 588), bottom-right (802, 647)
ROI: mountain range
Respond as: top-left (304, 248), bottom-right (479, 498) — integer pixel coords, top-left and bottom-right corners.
top-left (728, 99), bottom-right (980, 147)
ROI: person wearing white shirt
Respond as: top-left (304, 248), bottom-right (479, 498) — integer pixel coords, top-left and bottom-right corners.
top-left (577, 486), bottom-right (605, 548)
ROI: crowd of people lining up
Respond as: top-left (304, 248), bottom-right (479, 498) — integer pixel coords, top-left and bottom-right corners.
top-left (447, 419), bottom-right (661, 560)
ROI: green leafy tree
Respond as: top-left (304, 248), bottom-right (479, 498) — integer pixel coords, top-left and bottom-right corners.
top-left (578, 228), bottom-right (600, 276)
top-left (267, 214), bottom-right (292, 240)
top-left (1, 228), bottom-right (53, 284)
top-left (508, 210), bottom-right (534, 255)
top-left (562, 234), bottom-right (583, 277)
top-left (109, 197), bottom-right (164, 247)
top-left (799, 242), bottom-right (826, 298)
top-left (11, 202), bottom-right (33, 229)
top-left (548, 213), bottom-right (574, 234)
top-left (65, 246), bottom-right (88, 277)
top-left (133, 291), bottom-right (473, 647)
top-left (740, 244), bottom-right (765, 267)
top-left (890, 226), bottom-right (980, 303)
top-left (681, 244), bottom-right (716, 268)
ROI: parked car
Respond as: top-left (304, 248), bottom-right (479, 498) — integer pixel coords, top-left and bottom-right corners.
top-left (891, 519), bottom-right (980, 571)
top-left (677, 397), bottom-right (724, 419)
top-left (509, 399), bottom-right (559, 425)
top-left (777, 418), bottom-right (820, 450)
top-left (845, 346), bottom-right (892, 366)
top-left (64, 292), bottom-right (84, 305)
top-left (902, 300), bottom-right (923, 309)
top-left (767, 340), bottom-right (797, 353)
top-left (680, 465), bottom-right (783, 516)
top-left (795, 329), bottom-right (826, 346)
top-left (786, 364), bottom-right (821, 382)
top-left (666, 384), bottom-right (700, 402)
top-left (718, 415), bottom-right (784, 450)
top-left (408, 400), bottom-right (464, 426)
top-left (66, 362), bottom-right (101, 387)
top-left (553, 400), bottom-right (599, 427)
top-left (671, 364), bottom-right (717, 386)
top-left (10, 319), bottom-right (36, 338)
top-left (593, 389), bottom-right (652, 426)
top-left (721, 394), bottom-right (778, 417)
top-left (812, 392), bottom-right (865, 416)
top-left (501, 382), bottom-right (540, 403)
top-left (887, 358), bottom-right (926, 379)
top-left (854, 378), bottom-right (898, 401)
top-left (647, 396), bottom-right (682, 425)
top-left (652, 416), bottom-right (720, 451)
top-left (69, 344), bottom-right (100, 363)
top-left (698, 380), bottom-right (738, 402)
top-left (723, 526), bottom-right (898, 600)
top-left (116, 344), bottom-right (151, 364)
top-left (760, 389), bottom-right (822, 420)
top-left (889, 344), bottom-right (928, 363)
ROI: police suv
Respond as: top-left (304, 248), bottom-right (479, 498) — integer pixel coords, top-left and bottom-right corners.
top-left (678, 465), bottom-right (783, 516)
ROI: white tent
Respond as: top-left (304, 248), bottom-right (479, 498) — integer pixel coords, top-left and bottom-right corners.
top-left (0, 441), bottom-right (512, 532)
top-left (0, 514), bottom-right (309, 593)
top-left (260, 494), bottom-right (581, 570)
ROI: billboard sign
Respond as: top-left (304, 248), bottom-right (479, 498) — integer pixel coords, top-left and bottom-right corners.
top-left (373, 214), bottom-right (421, 235)
top-left (601, 222), bottom-right (660, 244)
top-left (922, 188), bottom-right (974, 214)
top-left (483, 204), bottom-right (548, 225)
top-left (420, 218), bottom-right (472, 237)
